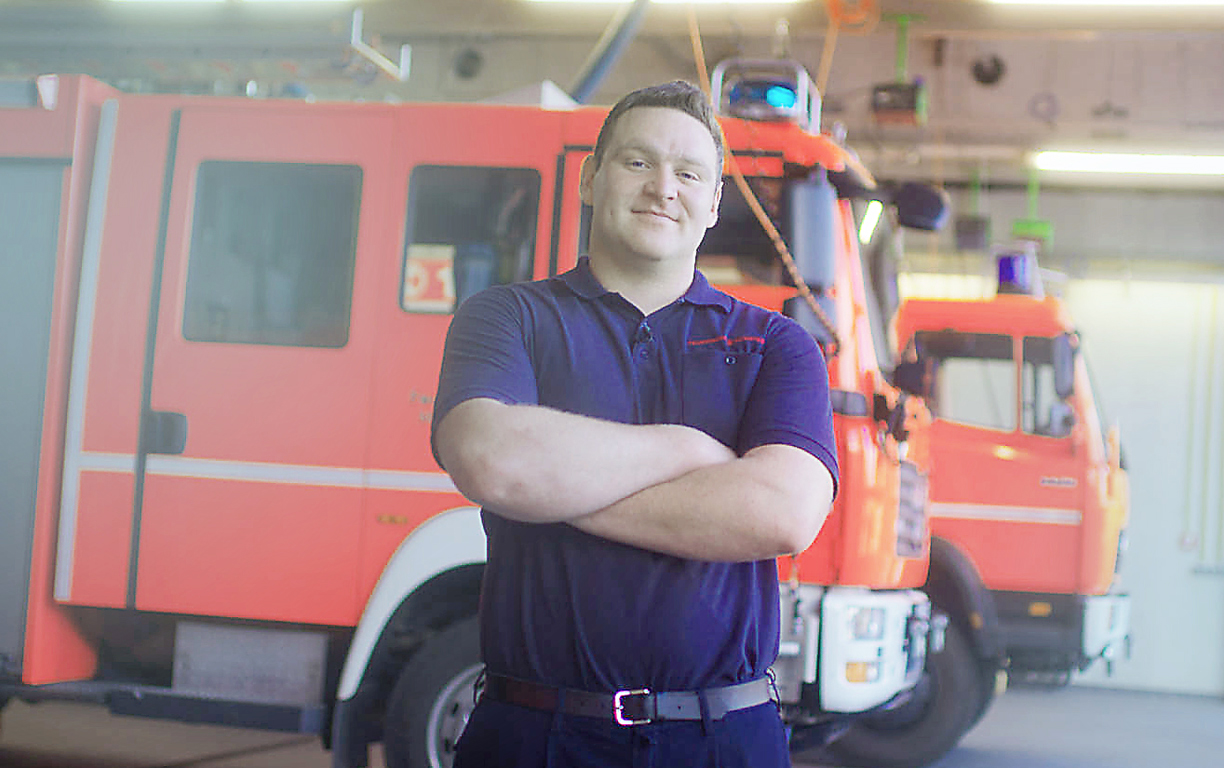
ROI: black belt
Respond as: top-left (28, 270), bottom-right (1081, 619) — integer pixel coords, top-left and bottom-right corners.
top-left (483, 673), bottom-right (775, 726)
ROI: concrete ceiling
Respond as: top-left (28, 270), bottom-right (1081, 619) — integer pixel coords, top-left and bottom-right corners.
top-left (3, 1), bottom-right (1224, 188)
top-left (381, 0), bottom-right (1224, 37)
top-left (4, 1), bottom-right (1224, 62)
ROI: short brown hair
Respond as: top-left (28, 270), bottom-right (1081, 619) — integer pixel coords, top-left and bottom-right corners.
top-left (591, 80), bottom-right (725, 174)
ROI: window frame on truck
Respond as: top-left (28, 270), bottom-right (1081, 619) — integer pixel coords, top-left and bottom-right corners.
top-left (400, 164), bottom-right (542, 314)
top-left (182, 160), bottom-right (363, 349)
top-left (914, 330), bottom-right (1018, 433)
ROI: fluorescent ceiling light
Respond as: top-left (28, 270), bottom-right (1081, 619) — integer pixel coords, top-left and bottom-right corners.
top-left (1031, 151), bottom-right (1224, 175)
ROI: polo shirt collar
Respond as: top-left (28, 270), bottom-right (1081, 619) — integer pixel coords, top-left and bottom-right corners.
top-left (682, 268), bottom-right (734, 311)
top-left (563, 256), bottom-right (733, 311)
top-left (560, 256), bottom-right (610, 299)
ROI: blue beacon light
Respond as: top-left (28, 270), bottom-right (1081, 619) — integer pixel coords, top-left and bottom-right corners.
top-left (996, 250), bottom-right (1037, 295)
top-left (729, 81), bottom-right (799, 115)
top-left (765, 84), bottom-right (798, 109)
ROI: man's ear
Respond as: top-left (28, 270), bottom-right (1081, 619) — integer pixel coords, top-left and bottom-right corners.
top-left (707, 179), bottom-right (723, 229)
top-left (579, 154), bottom-right (597, 206)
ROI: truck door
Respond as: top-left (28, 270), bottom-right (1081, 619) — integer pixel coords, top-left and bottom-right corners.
top-left (1011, 334), bottom-right (1084, 591)
top-left (61, 101), bottom-right (396, 626)
top-left (356, 107), bottom-right (565, 597)
top-left (922, 330), bottom-right (1081, 592)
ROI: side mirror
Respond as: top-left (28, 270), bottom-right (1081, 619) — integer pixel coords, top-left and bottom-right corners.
top-left (873, 393), bottom-right (910, 442)
top-left (1044, 401), bottom-right (1076, 438)
top-left (892, 358), bottom-right (933, 398)
top-left (1053, 333), bottom-right (1076, 400)
top-left (893, 182), bottom-right (950, 232)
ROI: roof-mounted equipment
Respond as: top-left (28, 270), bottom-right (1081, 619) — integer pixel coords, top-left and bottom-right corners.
top-left (995, 241), bottom-right (1044, 297)
top-left (711, 58), bottom-right (820, 132)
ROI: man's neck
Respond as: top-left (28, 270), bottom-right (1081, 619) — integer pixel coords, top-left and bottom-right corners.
top-left (587, 252), bottom-right (694, 316)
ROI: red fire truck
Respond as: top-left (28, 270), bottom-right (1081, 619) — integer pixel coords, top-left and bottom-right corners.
top-left (0, 65), bottom-right (956, 767)
top-left (834, 249), bottom-right (1130, 765)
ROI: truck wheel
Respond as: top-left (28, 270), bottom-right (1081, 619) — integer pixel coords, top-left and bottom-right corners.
top-left (820, 622), bottom-right (980, 768)
top-left (384, 615), bottom-right (482, 768)
top-left (968, 659), bottom-right (1001, 729)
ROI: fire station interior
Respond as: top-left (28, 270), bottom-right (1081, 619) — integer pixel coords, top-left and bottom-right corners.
top-left (2, 1), bottom-right (1224, 767)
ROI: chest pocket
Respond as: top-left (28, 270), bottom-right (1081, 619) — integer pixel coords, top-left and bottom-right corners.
top-left (681, 343), bottom-right (764, 449)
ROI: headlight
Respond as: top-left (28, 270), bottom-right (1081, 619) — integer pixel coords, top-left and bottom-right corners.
top-left (848, 606), bottom-right (885, 641)
top-left (845, 661), bottom-right (881, 684)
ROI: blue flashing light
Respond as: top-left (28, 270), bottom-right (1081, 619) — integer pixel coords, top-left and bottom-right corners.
top-left (729, 80), bottom-right (798, 115)
top-left (997, 250), bottom-right (1037, 295)
top-left (766, 84), bottom-right (798, 109)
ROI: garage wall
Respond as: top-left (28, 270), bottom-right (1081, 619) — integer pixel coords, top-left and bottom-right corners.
top-left (390, 31), bottom-right (1224, 151)
top-left (901, 271), bottom-right (1224, 697)
top-left (900, 186), bottom-right (1224, 277)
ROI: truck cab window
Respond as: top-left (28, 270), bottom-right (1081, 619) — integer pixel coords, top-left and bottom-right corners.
top-left (696, 176), bottom-right (786, 286)
top-left (403, 165), bottom-right (539, 313)
top-left (914, 331), bottom-right (1016, 432)
top-left (183, 161), bottom-right (361, 348)
top-left (1023, 336), bottom-right (1073, 437)
top-left (854, 199), bottom-right (902, 371)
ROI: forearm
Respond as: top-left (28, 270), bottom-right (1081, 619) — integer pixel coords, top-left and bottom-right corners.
top-left (434, 398), bottom-right (735, 522)
top-left (569, 444), bottom-right (834, 562)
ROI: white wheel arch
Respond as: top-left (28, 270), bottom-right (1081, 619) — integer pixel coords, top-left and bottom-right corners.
top-left (336, 506), bottom-right (485, 701)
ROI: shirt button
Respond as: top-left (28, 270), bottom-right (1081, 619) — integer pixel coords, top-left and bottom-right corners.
top-left (640, 348), bottom-right (649, 359)
top-left (725, 355), bottom-right (735, 364)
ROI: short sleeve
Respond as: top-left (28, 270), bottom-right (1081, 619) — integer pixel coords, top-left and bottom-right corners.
top-left (430, 286), bottom-right (539, 467)
top-left (739, 317), bottom-right (839, 497)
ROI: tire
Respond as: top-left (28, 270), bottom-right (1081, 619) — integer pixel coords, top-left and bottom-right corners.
top-left (967, 657), bottom-right (1001, 729)
top-left (819, 622), bottom-right (982, 768)
top-left (384, 615), bottom-right (483, 768)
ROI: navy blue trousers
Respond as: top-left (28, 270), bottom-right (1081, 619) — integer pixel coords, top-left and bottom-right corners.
top-left (453, 699), bottom-right (791, 768)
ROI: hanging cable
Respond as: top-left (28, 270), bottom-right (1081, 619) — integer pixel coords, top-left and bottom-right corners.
top-left (815, 19), bottom-right (840, 97)
top-left (687, 8), bottom-right (842, 356)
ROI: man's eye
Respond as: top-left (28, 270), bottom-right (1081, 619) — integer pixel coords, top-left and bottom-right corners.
top-left (679, 171), bottom-right (700, 182)
top-left (626, 159), bottom-right (648, 169)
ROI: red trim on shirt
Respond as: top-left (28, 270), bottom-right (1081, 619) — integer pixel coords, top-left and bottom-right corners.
top-left (687, 335), bottom-right (766, 347)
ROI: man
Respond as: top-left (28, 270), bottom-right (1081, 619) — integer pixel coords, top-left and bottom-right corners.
top-left (431, 80), bottom-right (837, 767)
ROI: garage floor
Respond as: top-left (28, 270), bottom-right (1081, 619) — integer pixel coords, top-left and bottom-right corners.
top-left (1, 685), bottom-right (1220, 768)
top-left (923, 684), bottom-right (1223, 768)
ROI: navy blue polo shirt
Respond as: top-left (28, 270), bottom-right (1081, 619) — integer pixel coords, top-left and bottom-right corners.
top-left (432, 257), bottom-right (837, 693)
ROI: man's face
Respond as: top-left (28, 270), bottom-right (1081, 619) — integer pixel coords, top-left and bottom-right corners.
top-left (580, 106), bottom-right (722, 268)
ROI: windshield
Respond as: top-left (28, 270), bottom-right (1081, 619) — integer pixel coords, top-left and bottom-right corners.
top-left (915, 329), bottom-right (1083, 438)
top-left (914, 330), bottom-right (1016, 431)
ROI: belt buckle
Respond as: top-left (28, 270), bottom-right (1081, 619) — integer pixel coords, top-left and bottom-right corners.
top-left (613, 688), bottom-right (652, 726)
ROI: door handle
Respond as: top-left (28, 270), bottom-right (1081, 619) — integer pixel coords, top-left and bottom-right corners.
top-left (143, 410), bottom-right (188, 455)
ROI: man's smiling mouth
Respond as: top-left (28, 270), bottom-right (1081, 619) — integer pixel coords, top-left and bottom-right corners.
top-left (635, 209), bottom-right (677, 222)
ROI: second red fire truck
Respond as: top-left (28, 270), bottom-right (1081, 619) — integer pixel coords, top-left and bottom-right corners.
top-left (822, 248), bottom-right (1130, 768)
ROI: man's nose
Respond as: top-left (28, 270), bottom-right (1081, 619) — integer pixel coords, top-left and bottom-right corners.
top-left (645, 167), bottom-right (678, 199)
